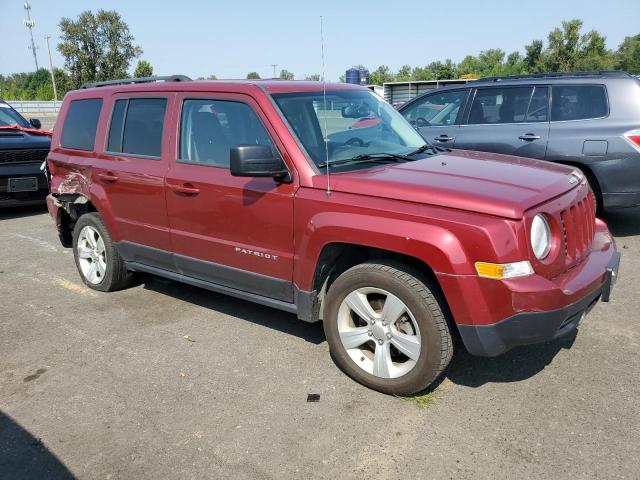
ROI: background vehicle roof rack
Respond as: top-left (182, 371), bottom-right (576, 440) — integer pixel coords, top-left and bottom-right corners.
top-left (81, 75), bottom-right (192, 89)
top-left (476, 71), bottom-right (631, 82)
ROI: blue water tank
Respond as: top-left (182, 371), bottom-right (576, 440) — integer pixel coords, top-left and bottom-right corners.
top-left (345, 67), bottom-right (360, 84)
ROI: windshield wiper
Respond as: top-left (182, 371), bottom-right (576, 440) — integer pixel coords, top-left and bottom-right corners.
top-left (407, 143), bottom-right (447, 156)
top-left (318, 152), bottom-right (415, 169)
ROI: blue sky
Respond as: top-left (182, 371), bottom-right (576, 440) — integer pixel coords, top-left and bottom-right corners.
top-left (1, 0), bottom-right (638, 81)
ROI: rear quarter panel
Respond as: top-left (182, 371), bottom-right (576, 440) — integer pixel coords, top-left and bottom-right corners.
top-left (546, 79), bottom-right (640, 196)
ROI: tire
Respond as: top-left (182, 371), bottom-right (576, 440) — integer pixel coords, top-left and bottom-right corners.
top-left (72, 212), bottom-right (132, 292)
top-left (323, 261), bottom-right (453, 395)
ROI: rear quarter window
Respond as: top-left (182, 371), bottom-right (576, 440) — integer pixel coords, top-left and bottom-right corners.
top-left (60, 98), bottom-right (103, 151)
top-left (551, 85), bottom-right (608, 121)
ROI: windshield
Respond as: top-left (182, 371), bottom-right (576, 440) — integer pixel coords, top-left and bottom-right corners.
top-left (271, 89), bottom-right (427, 170)
top-left (0, 103), bottom-right (30, 128)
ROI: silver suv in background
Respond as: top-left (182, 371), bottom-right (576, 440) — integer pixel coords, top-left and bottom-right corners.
top-left (398, 71), bottom-right (640, 212)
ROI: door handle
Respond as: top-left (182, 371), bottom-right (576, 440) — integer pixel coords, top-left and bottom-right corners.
top-left (434, 135), bottom-right (453, 142)
top-left (168, 182), bottom-right (200, 196)
top-left (518, 133), bottom-right (542, 141)
top-left (98, 172), bottom-right (119, 183)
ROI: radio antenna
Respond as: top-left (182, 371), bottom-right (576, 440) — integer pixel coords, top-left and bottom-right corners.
top-left (320, 16), bottom-right (331, 196)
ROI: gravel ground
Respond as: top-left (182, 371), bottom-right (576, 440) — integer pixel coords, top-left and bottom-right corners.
top-left (0, 205), bottom-right (639, 480)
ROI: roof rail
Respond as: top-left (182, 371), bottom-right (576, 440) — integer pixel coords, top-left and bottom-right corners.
top-left (81, 75), bottom-right (192, 89)
top-left (476, 71), bottom-right (631, 82)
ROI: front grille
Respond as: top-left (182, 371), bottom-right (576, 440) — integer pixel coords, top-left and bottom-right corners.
top-left (559, 195), bottom-right (596, 265)
top-left (0, 149), bottom-right (49, 165)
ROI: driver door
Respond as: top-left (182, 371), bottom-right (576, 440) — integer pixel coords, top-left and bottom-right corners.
top-left (401, 89), bottom-right (468, 148)
top-left (164, 93), bottom-right (297, 302)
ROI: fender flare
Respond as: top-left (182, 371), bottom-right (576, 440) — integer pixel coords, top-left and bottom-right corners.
top-left (294, 211), bottom-right (472, 291)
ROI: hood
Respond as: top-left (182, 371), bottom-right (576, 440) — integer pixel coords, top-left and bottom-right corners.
top-left (0, 130), bottom-right (51, 150)
top-left (314, 150), bottom-right (579, 219)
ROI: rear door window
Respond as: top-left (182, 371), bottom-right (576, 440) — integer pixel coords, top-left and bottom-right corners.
top-left (467, 87), bottom-right (534, 124)
top-left (61, 98), bottom-right (103, 151)
top-left (107, 98), bottom-right (167, 157)
top-left (551, 85), bottom-right (607, 121)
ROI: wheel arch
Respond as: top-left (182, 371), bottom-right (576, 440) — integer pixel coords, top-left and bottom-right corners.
top-left (556, 161), bottom-right (602, 211)
top-left (301, 241), bottom-right (460, 342)
top-left (51, 191), bottom-right (116, 248)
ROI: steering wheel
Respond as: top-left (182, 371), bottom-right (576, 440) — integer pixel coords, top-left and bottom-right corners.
top-left (343, 137), bottom-right (365, 147)
top-left (415, 117), bottom-right (430, 127)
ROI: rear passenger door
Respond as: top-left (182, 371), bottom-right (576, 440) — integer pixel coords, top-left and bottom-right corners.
top-left (401, 89), bottom-right (468, 148)
top-left (455, 85), bottom-right (550, 159)
top-left (164, 93), bottom-right (296, 302)
top-left (95, 93), bottom-right (174, 266)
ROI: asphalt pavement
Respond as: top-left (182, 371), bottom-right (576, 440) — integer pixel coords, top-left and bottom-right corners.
top-left (1, 205), bottom-right (639, 479)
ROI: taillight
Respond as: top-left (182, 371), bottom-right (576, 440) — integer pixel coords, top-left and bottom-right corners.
top-left (623, 129), bottom-right (640, 153)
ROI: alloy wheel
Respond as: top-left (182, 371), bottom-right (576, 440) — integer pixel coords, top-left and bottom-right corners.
top-left (77, 225), bottom-right (107, 284)
top-left (337, 287), bottom-right (421, 378)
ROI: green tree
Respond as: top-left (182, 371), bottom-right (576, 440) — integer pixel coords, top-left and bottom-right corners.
top-left (545, 19), bottom-right (583, 71)
top-left (279, 69), bottom-right (294, 80)
top-left (457, 55), bottom-right (480, 76)
top-left (395, 64), bottom-right (412, 81)
top-left (477, 49), bottom-right (507, 76)
top-left (246, 71), bottom-right (261, 79)
top-left (305, 74), bottom-right (321, 81)
top-left (575, 30), bottom-right (614, 70)
top-left (503, 52), bottom-right (525, 75)
top-left (0, 68), bottom-right (71, 100)
top-left (369, 65), bottom-right (395, 85)
top-left (429, 60), bottom-right (457, 79)
top-left (411, 66), bottom-right (433, 81)
top-left (616, 34), bottom-right (640, 73)
top-left (58, 10), bottom-right (142, 88)
top-left (524, 40), bottom-right (545, 72)
top-left (133, 60), bottom-right (153, 77)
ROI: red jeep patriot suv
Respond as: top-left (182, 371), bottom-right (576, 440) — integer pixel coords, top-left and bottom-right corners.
top-left (46, 76), bottom-right (620, 395)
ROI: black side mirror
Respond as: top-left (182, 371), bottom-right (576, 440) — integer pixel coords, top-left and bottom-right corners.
top-left (230, 145), bottom-right (291, 182)
top-left (29, 118), bottom-right (42, 129)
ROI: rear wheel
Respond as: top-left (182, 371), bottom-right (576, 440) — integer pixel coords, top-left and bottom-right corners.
top-left (323, 261), bottom-right (453, 395)
top-left (72, 213), bottom-right (132, 292)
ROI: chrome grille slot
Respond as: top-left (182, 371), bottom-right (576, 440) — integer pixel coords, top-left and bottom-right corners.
top-left (559, 196), bottom-right (595, 266)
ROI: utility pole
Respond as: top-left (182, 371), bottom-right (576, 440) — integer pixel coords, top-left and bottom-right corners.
top-left (271, 64), bottom-right (278, 78)
top-left (23, 0), bottom-right (39, 70)
top-left (44, 35), bottom-right (58, 101)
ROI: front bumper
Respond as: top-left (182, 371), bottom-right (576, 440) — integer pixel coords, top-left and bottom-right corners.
top-left (0, 164), bottom-right (48, 207)
top-left (437, 221), bottom-right (620, 357)
top-left (458, 251), bottom-right (620, 356)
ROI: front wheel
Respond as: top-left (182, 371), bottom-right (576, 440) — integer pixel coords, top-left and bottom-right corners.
top-left (323, 261), bottom-right (453, 395)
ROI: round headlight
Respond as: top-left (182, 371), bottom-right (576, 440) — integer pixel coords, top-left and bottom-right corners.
top-left (531, 214), bottom-right (551, 260)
